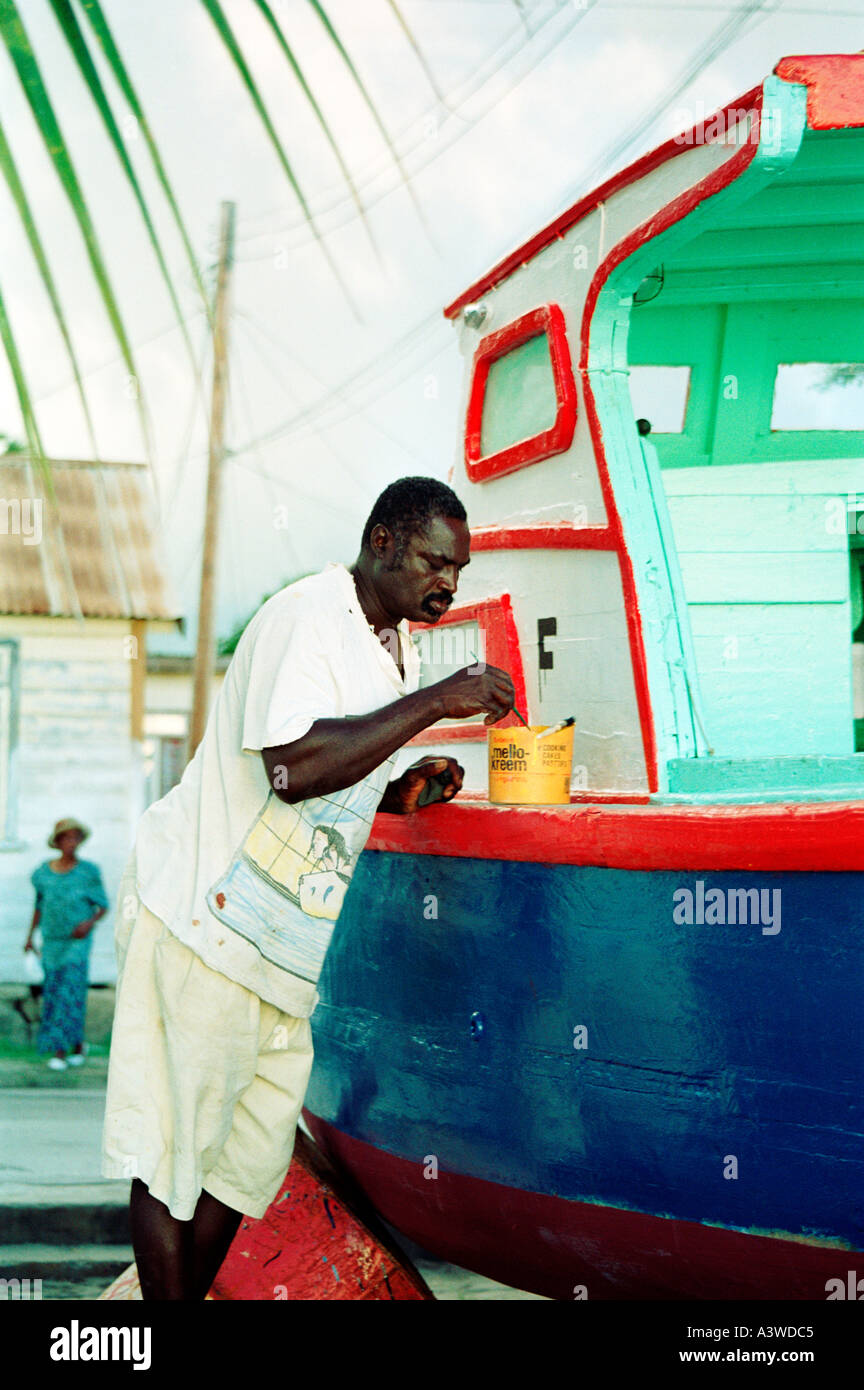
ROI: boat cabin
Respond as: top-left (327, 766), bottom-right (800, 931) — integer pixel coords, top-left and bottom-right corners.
top-left (411, 55), bottom-right (864, 802)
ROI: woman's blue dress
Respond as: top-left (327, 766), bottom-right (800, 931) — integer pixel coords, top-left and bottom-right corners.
top-left (31, 859), bottom-right (108, 1055)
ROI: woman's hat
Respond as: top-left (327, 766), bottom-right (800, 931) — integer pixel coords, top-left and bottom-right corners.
top-left (48, 817), bottom-right (90, 849)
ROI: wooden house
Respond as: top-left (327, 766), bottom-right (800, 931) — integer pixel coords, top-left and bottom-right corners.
top-left (0, 457), bottom-right (180, 983)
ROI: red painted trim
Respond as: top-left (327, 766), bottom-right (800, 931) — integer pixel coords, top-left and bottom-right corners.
top-left (470, 523), bottom-right (616, 551)
top-left (367, 797), bottom-right (864, 871)
top-left (440, 788), bottom-right (652, 804)
top-left (210, 1132), bottom-right (430, 1301)
top-left (408, 594), bottom-right (529, 745)
top-left (775, 54), bottom-right (864, 130)
top-left (464, 304), bottom-right (577, 482)
top-left (444, 85), bottom-right (762, 319)
top-left (304, 1113), bottom-right (858, 1301)
top-left (575, 95), bottom-right (768, 794)
top-left (567, 790), bottom-right (651, 805)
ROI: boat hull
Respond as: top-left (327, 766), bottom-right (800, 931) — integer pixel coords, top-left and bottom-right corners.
top-left (303, 845), bottom-right (864, 1300)
top-left (303, 1113), bottom-right (855, 1301)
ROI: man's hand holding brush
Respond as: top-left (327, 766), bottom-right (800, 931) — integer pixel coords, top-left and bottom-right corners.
top-left (431, 663), bottom-right (519, 726)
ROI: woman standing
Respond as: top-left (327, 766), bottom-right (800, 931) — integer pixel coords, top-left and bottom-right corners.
top-left (25, 818), bottom-right (108, 1071)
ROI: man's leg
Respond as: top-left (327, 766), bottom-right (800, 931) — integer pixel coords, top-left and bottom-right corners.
top-left (131, 1179), bottom-right (243, 1301)
top-left (130, 1178), bottom-right (192, 1301)
top-left (190, 1189), bottom-right (244, 1300)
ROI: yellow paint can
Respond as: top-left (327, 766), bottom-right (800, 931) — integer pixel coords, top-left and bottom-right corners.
top-left (487, 724), bottom-right (575, 805)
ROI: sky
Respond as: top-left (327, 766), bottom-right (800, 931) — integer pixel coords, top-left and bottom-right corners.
top-left (1, 0), bottom-right (862, 652)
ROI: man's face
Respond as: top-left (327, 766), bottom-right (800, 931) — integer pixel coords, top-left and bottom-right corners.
top-left (372, 514), bottom-right (470, 623)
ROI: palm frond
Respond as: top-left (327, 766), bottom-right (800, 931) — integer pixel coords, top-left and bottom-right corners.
top-left (0, 116), bottom-right (98, 454)
top-left (383, 0), bottom-right (447, 104)
top-left (200, 0), bottom-right (361, 316)
top-left (76, 0), bottom-right (211, 320)
top-left (511, 0), bottom-right (531, 36)
top-left (252, 0), bottom-right (381, 263)
top-left (46, 0), bottom-right (199, 373)
top-left (0, 0), bottom-right (152, 457)
top-left (0, 280), bottom-right (46, 465)
top-left (306, 0), bottom-right (433, 238)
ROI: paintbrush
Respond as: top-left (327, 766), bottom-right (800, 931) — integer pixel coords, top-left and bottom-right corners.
top-left (470, 650), bottom-right (531, 728)
top-left (536, 716), bottom-right (575, 741)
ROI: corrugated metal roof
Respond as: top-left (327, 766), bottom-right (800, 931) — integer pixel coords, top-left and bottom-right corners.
top-left (0, 457), bottom-right (181, 621)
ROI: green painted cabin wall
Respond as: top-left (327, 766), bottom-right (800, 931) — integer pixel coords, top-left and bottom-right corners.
top-left (626, 127), bottom-right (864, 760)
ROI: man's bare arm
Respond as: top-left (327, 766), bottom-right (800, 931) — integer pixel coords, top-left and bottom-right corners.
top-left (262, 664), bottom-right (514, 804)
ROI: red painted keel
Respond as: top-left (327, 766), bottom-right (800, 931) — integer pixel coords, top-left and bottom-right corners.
top-left (304, 1113), bottom-right (857, 1302)
top-left (101, 1130), bottom-right (433, 1301)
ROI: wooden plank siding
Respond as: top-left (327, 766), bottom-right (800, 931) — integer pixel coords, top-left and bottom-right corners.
top-left (0, 618), bottom-right (150, 984)
top-left (662, 468), bottom-right (858, 758)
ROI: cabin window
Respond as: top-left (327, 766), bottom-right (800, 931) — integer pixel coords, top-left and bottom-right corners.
top-left (0, 639), bottom-right (20, 847)
top-left (464, 303), bottom-right (577, 482)
top-left (413, 618), bottom-right (487, 732)
top-left (628, 366), bottom-right (691, 433)
top-left (414, 619), bottom-right (483, 686)
top-left (409, 595), bottom-right (528, 743)
top-left (770, 363), bottom-right (864, 431)
top-left (481, 334), bottom-right (558, 457)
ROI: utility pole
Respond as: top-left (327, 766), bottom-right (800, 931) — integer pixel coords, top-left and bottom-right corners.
top-left (189, 200), bottom-right (235, 757)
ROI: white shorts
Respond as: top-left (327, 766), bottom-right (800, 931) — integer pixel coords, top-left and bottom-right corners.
top-left (101, 856), bottom-right (315, 1220)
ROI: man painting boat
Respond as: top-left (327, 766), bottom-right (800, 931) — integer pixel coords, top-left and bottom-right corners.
top-left (101, 474), bottom-right (516, 1301)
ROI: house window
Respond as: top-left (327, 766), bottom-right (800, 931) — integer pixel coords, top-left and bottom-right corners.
top-left (0, 639), bottom-right (20, 847)
top-left (465, 304), bottom-right (577, 482)
top-left (628, 365), bottom-right (691, 433)
top-left (771, 363), bottom-right (864, 430)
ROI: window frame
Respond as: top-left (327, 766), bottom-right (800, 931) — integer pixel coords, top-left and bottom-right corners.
top-left (0, 638), bottom-right (21, 849)
top-left (464, 303), bottom-right (577, 482)
top-left (409, 595), bottom-right (529, 743)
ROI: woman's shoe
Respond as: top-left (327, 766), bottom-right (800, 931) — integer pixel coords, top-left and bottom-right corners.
top-left (68, 1048), bottom-right (87, 1067)
top-left (47, 1056), bottom-right (67, 1071)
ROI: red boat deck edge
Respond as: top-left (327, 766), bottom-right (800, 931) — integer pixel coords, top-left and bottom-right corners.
top-left (367, 798), bottom-right (864, 871)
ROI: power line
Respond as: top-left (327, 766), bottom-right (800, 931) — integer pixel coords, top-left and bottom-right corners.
top-left (30, 307), bottom-right (208, 406)
top-left (229, 0), bottom-right (776, 456)
top-left (233, 0), bottom-right (849, 252)
top-left (234, 306), bottom-right (438, 471)
top-left (233, 0), bottom-right (599, 253)
top-left (159, 312), bottom-right (213, 523)
top-left (570, 0), bottom-right (775, 199)
top-left (227, 303), bottom-right (451, 453)
top-left (403, 0), bottom-right (859, 8)
top-left (233, 0), bottom-right (572, 234)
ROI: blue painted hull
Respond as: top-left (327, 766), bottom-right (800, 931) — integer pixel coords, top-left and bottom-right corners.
top-left (304, 850), bottom-right (864, 1292)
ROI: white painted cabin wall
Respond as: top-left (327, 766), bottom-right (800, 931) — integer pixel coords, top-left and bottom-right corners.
top-left (437, 125), bottom-right (745, 792)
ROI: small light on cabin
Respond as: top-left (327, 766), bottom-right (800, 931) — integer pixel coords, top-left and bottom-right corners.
top-left (463, 301), bottom-right (488, 329)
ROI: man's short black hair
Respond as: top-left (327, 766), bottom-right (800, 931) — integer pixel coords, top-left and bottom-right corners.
top-left (361, 476), bottom-right (467, 559)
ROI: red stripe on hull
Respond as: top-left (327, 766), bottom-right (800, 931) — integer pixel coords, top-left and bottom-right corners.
top-left (304, 1113), bottom-right (856, 1301)
top-left (367, 797), bottom-right (864, 871)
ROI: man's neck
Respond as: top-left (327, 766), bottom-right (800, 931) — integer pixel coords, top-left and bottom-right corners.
top-left (348, 559), bottom-right (399, 638)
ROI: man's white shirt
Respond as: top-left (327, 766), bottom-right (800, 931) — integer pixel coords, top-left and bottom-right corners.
top-left (133, 563), bottom-right (422, 1016)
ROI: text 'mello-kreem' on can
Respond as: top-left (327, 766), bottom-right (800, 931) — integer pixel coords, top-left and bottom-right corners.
top-left (487, 724), bottom-right (576, 805)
